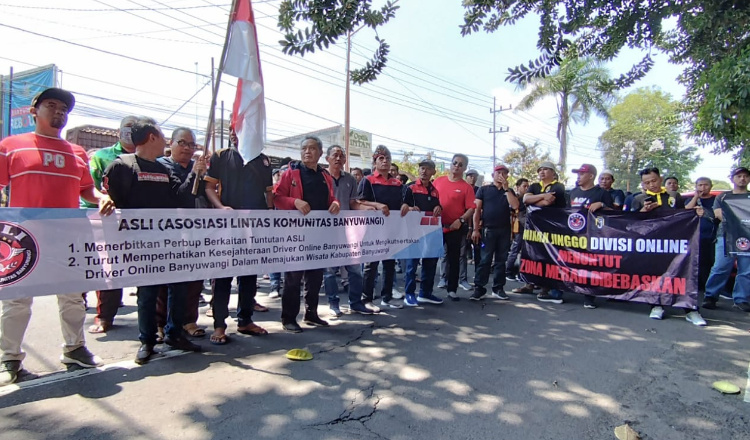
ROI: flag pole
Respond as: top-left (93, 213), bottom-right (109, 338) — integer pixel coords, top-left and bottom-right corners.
top-left (203, 0), bottom-right (239, 150)
top-left (193, 0), bottom-right (238, 196)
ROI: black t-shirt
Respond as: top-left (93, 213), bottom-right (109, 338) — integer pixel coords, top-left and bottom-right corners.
top-left (358, 172), bottom-right (403, 210)
top-left (299, 164), bottom-right (329, 211)
top-left (630, 190), bottom-right (685, 212)
top-left (158, 156), bottom-right (202, 208)
top-left (569, 185), bottom-right (613, 209)
top-left (206, 149), bottom-right (272, 210)
top-left (402, 180), bottom-right (440, 212)
top-left (103, 154), bottom-right (193, 209)
top-left (476, 184), bottom-right (513, 229)
top-left (528, 181), bottom-right (566, 208)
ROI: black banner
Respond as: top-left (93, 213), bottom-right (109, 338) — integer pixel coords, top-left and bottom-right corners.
top-left (519, 207), bottom-right (699, 308)
top-left (721, 195), bottom-right (750, 255)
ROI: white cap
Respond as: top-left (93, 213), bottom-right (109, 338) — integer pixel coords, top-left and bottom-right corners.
top-left (600, 169), bottom-right (614, 178)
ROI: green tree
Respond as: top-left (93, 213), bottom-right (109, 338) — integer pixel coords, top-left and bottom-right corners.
top-left (393, 151), bottom-right (448, 182)
top-left (501, 138), bottom-right (554, 183)
top-left (277, 1), bottom-right (750, 154)
top-left (515, 57), bottom-right (615, 171)
top-left (599, 88), bottom-right (701, 193)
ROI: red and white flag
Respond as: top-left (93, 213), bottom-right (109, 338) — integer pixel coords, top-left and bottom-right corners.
top-left (224, 0), bottom-right (265, 162)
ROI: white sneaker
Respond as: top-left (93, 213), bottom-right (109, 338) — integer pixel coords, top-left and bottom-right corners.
top-left (685, 311), bottom-right (707, 326)
top-left (447, 291), bottom-right (459, 302)
top-left (459, 281), bottom-right (472, 291)
top-left (391, 289), bottom-right (404, 299)
top-left (380, 299), bottom-right (404, 309)
top-left (649, 306), bottom-right (664, 320)
top-left (268, 290), bottom-right (280, 299)
top-left (437, 279), bottom-right (447, 289)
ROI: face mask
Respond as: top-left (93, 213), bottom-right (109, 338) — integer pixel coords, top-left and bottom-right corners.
top-left (120, 127), bottom-right (132, 144)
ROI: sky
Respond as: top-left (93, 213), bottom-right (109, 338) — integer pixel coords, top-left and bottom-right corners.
top-left (0, 0), bottom-right (736, 186)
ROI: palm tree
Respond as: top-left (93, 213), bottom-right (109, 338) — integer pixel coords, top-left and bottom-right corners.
top-left (516, 57), bottom-right (616, 171)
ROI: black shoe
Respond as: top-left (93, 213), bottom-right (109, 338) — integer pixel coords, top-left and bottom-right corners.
top-left (701, 298), bottom-right (717, 310)
top-left (283, 321), bottom-right (303, 333)
top-left (734, 302), bottom-right (750, 312)
top-left (135, 344), bottom-right (155, 365)
top-left (164, 335), bottom-right (202, 352)
top-left (304, 314), bottom-right (330, 327)
top-left (469, 291), bottom-right (485, 301)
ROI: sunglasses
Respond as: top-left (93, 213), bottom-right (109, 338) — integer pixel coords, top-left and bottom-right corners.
top-left (452, 161), bottom-right (465, 167)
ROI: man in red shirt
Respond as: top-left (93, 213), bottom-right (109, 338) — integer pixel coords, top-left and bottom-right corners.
top-left (0, 88), bottom-right (114, 385)
top-left (433, 154), bottom-right (476, 301)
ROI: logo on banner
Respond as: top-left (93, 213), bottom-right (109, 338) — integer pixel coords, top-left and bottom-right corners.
top-left (567, 213), bottom-right (586, 232)
top-left (0, 222), bottom-right (38, 286)
top-left (595, 217), bottom-right (605, 229)
top-left (736, 237), bottom-right (750, 251)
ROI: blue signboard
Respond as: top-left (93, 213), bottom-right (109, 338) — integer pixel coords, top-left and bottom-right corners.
top-left (1, 65), bottom-right (57, 137)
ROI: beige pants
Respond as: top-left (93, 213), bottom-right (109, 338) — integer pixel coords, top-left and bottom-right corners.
top-left (0, 293), bottom-right (86, 362)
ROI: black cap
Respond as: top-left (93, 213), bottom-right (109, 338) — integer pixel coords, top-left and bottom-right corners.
top-left (418, 158), bottom-right (436, 169)
top-left (31, 87), bottom-right (75, 113)
top-left (731, 167), bottom-right (750, 178)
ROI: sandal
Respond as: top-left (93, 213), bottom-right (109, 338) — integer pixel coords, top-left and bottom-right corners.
top-left (183, 323), bottom-right (206, 338)
top-left (156, 327), bottom-right (165, 344)
top-left (237, 323), bottom-right (268, 336)
top-left (254, 303), bottom-right (269, 313)
top-left (87, 321), bottom-right (111, 334)
top-left (210, 332), bottom-right (229, 345)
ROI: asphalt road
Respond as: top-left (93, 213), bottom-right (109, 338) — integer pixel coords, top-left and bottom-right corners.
top-left (1, 273), bottom-right (749, 440)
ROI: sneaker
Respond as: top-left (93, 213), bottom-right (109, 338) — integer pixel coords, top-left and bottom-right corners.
top-left (734, 302), bottom-right (750, 312)
top-left (583, 296), bottom-right (597, 309)
top-left (60, 346), bottom-right (102, 368)
top-left (511, 285), bottom-right (535, 294)
top-left (268, 290), bottom-right (280, 299)
top-left (350, 302), bottom-right (374, 315)
top-left (134, 344), bottom-right (155, 365)
top-left (505, 276), bottom-right (517, 282)
top-left (304, 314), bottom-right (330, 327)
top-left (469, 291), bottom-right (485, 301)
top-left (701, 298), bottom-right (717, 310)
top-left (283, 321), bottom-right (303, 333)
top-left (329, 304), bottom-right (343, 317)
top-left (437, 279), bottom-right (446, 289)
top-left (491, 291), bottom-right (510, 300)
top-left (417, 294), bottom-right (444, 305)
top-left (380, 299), bottom-right (404, 309)
top-left (0, 360), bottom-right (22, 385)
top-left (719, 293), bottom-right (734, 300)
top-left (392, 289), bottom-right (404, 300)
top-left (685, 311), bottom-right (707, 326)
top-left (537, 292), bottom-right (563, 304)
top-left (649, 306), bottom-right (665, 320)
top-left (404, 294), bottom-right (419, 307)
top-left (363, 301), bottom-right (382, 313)
top-left (447, 291), bottom-right (459, 302)
top-left (459, 281), bottom-right (472, 291)
top-left (164, 335), bottom-right (202, 352)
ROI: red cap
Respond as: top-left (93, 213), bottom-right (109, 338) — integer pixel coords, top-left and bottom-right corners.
top-left (494, 164), bottom-right (509, 173)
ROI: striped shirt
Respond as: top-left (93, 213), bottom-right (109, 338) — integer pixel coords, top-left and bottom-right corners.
top-left (0, 132), bottom-right (94, 208)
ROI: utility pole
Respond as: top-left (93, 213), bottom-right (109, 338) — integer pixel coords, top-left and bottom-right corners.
top-left (489, 96), bottom-right (510, 167)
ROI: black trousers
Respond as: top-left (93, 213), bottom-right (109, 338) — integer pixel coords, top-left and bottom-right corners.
top-left (281, 269), bottom-right (324, 323)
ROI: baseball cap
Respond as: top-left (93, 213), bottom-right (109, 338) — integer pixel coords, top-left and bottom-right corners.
top-left (494, 164), bottom-right (509, 173)
top-left (600, 169), bottom-right (614, 178)
top-left (418, 158), bottom-right (436, 169)
top-left (731, 167), bottom-right (750, 177)
top-left (572, 163), bottom-right (598, 176)
top-left (31, 87), bottom-right (75, 112)
top-left (272, 168), bottom-right (281, 176)
top-left (537, 161), bottom-right (556, 172)
top-left (466, 169), bottom-right (479, 176)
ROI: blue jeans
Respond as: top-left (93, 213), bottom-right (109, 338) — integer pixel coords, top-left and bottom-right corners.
top-left (270, 272), bottom-right (282, 291)
top-left (324, 264), bottom-right (364, 306)
top-left (405, 257), bottom-right (438, 296)
top-left (473, 228), bottom-right (511, 294)
top-left (705, 238), bottom-right (750, 305)
top-left (137, 283), bottom-right (187, 345)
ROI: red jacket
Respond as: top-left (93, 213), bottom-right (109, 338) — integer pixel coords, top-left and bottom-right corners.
top-left (273, 161), bottom-right (337, 210)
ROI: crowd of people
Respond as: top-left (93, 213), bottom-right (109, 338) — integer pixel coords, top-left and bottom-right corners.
top-left (0, 87), bottom-right (748, 386)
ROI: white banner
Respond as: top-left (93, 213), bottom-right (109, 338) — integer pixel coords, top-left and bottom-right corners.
top-left (0, 209), bottom-right (443, 300)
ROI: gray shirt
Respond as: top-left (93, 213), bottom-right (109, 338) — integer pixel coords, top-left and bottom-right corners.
top-left (330, 171), bottom-right (358, 210)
